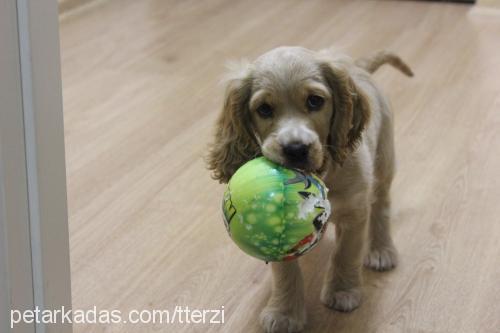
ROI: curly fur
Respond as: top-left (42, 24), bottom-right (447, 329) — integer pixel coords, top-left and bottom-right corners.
top-left (319, 63), bottom-right (371, 165)
top-left (206, 76), bottom-right (261, 183)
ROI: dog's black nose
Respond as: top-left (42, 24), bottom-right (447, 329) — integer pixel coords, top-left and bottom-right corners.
top-left (283, 143), bottom-right (309, 163)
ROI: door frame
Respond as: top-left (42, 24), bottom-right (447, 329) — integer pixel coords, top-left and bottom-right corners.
top-left (0, 0), bottom-right (72, 332)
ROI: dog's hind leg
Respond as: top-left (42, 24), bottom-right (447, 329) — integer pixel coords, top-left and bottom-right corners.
top-left (364, 112), bottom-right (398, 272)
top-left (364, 178), bottom-right (398, 271)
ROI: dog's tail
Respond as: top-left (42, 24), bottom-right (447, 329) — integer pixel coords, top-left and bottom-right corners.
top-left (355, 51), bottom-right (414, 77)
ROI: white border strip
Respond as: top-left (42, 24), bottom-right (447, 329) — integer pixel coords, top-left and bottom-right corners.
top-left (16, 2), bottom-right (46, 331)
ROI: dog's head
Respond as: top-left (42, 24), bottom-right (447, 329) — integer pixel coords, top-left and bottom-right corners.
top-left (207, 47), bottom-right (370, 183)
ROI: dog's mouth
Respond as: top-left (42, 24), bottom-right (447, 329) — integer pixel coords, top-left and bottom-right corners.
top-left (261, 150), bottom-right (322, 174)
top-left (261, 138), bottom-right (325, 174)
top-left (283, 159), bottom-right (314, 172)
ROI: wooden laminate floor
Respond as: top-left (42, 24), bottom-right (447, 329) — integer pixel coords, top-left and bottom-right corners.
top-left (60, 1), bottom-right (500, 332)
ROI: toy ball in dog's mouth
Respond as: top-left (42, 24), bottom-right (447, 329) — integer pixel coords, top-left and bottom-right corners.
top-left (222, 157), bottom-right (331, 262)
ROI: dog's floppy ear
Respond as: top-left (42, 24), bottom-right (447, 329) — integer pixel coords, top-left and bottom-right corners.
top-left (319, 62), bottom-right (371, 165)
top-left (207, 62), bottom-right (260, 183)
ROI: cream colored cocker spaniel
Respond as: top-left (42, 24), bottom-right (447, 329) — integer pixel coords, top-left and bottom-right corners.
top-left (207, 46), bottom-right (413, 333)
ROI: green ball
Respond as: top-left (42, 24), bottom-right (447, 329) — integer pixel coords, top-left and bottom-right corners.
top-left (222, 157), bottom-right (331, 262)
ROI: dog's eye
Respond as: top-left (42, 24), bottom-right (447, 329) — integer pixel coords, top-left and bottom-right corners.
top-left (306, 95), bottom-right (324, 111)
top-left (256, 103), bottom-right (273, 118)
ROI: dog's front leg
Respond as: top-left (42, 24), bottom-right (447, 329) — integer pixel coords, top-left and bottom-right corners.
top-left (260, 261), bottom-right (306, 333)
top-left (320, 193), bottom-right (369, 312)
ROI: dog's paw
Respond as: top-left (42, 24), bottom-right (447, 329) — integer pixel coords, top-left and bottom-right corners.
top-left (259, 307), bottom-right (305, 333)
top-left (320, 286), bottom-right (361, 312)
top-left (364, 246), bottom-right (398, 271)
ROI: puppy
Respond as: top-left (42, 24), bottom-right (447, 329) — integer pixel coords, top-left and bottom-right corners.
top-left (207, 47), bottom-right (413, 333)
